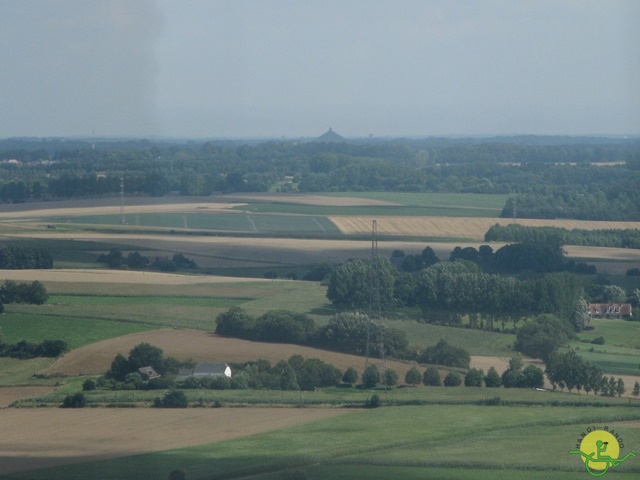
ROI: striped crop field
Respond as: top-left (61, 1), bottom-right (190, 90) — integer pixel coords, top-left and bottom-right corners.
top-left (331, 216), bottom-right (640, 241)
top-left (51, 212), bottom-right (341, 235)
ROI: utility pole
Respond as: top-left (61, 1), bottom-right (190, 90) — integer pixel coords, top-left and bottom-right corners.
top-left (120, 176), bottom-right (126, 224)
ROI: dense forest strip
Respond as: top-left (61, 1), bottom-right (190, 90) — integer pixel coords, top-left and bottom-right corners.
top-left (485, 224), bottom-right (640, 248)
top-left (1, 137), bottom-right (639, 220)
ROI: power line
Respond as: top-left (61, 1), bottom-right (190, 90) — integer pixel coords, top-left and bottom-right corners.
top-left (120, 176), bottom-right (126, 224)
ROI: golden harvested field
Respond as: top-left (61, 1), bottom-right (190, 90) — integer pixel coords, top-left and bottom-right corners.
top-left (0, 268), bottom-right (272, 285)
top-left (0, 408), bottom-right (352, 476)
top-left (330, 215), bottom-right (640, 241)
top-left (42, 329), bottom-right (414, 378)
top-left (0, 193), bottom-right (393, 221)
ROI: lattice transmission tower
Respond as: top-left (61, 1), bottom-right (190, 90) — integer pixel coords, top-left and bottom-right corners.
top-left (364, 220), bottom-right (386, 386)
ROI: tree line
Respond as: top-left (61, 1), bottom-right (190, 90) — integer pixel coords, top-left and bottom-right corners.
top-left (215, 308), bottom-right (412, 360)
top-left (485, 224), bottom-right (640, 249)
top-left (0, 280), bottom-right (48, 312)
top-left (2, 137), bottom-right (639, 220)
top-left (97, 249), bottom-right (197, 272)
top-left (86, 341), bottom-right (550, 397)
top-left (326, 255), bottom-right (588, 331)
top-left (0, 339), bottom-right (68, 359)
top-left (0, 245), bottom-right (53, 269)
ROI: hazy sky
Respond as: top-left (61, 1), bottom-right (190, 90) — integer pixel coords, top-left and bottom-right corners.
top-left (1, 0), bottom-right (638, 138)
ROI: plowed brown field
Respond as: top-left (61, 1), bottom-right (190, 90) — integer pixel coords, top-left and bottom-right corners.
top-left (43, 329), bottom-right (413, 378)
top-left (0, 386), bottom-right (55, 407)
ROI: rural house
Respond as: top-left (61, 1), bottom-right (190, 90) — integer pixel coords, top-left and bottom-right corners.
top-left (175, 363), bottom-right (232, 383)
top-left (587, 303), bottom-right (632, 319)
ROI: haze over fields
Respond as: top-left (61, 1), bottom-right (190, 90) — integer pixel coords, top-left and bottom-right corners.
top-left (1, 1), bottom-right (638, 138)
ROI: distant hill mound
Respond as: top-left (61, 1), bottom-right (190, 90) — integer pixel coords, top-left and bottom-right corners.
top-left (315, 127), bottom-right (345, 143)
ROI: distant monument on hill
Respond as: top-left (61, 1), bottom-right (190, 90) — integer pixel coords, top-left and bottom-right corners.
top-left (315, 127), bottom-right (345, 143)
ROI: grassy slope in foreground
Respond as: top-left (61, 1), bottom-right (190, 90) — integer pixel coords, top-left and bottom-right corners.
top-left (7, 404), bottom-right (639, 480)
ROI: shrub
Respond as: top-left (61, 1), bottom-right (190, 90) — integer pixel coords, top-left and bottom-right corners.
top-left (484, 367), bottom-right (502, 388)
top-left (517, 365), bottom-right (545, 388)
top-left (362, 365), bottom-right (380, 388)
top-left (178, 375), bottom-right (200, 389)
top-left (38, 339), bottom-right (68, 357)
top-left (124, 372), bottom-right (143, 390)
top-left (0, 339), bottom-right (68, 360)
top-left (156, 390), bottom-right (188, 408)
top-left (209, 376), bottom-right (231, 390)
top-left (418, 339), bottom-right (470, 368)
top-left (383, 368), bottom-right (399, 387)
top-left (464, 368), bottom-right (484, 387)
top-left (62, 392), bottom-right (86, 408)
top-left (365, 393), bottom-right (381, 408)
top-left (295, 358), bottom-right (342, 390)
top-left (342, 367), bottom-right (359, 386)
top-left (443, 371), bottom-right (462, 387)
top-left (423, 366), bottom-right (441, 386)
top-left (514, 314), bottom-right (575, 362)
top-left (215, 307), bottom-right (253, 338)
top-left (82, 379), bottom-right (96, 391)
top-left (591, 336), bottom-right (605, 345)
top-left (253, 310), bottom-right (316, 344)
top-left (146, 377), bottom-right (175, 390)
top-left (404, 366), bottom-right (422, 386)
top-left (501, 369), bottom-right (520, 388)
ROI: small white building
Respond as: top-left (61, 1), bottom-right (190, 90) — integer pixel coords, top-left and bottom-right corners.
top-left (175, 363), bottom-right (232, 383)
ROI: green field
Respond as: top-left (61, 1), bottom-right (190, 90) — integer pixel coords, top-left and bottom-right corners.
top-left (230, 192), bottom-right (507, 217)
top-left (571, 318), bottom-right (640, 375)
top-left (0, 313), bottom-right (156, 349)
top-left (6, 404), bottom-right (639, 480)
top-left (52, 212), bottom-right (342, 235)
top-left (235, 203), bottom-right (502, 217)
top-left (577, 318), bottom-right (640, 349)
top-left (325, 192), bottom-right (509, 209)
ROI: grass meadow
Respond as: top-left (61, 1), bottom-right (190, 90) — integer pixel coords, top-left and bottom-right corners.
top-left (239, 191), bottom-right (508, 215)
top-left (234, 203), bottom-right (502, 217)
top-left (52, 212), bottom-right (343, 236)
top-left (5, 404), bottom-right (639, 480)
top-left (572, 318), bottom-right (640, 376)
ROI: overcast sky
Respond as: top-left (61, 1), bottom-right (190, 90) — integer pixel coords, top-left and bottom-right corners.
top-left (1, 0), bottom-right (638, 138)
